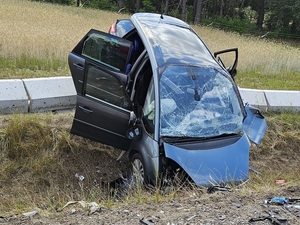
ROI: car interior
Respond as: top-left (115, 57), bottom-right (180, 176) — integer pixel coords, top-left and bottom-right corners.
top-left (122, 30), bottom-right (155, 133)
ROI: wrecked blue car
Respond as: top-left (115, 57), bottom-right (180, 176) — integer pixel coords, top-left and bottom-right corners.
top-left (68, 13), bottom-right (267, 186)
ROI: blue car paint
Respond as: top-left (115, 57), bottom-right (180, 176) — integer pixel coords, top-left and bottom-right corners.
top-left (164, 133), bottom-right (250, 186)
top-left (243, 106), bottom-right (268, 145)
top-left (69, 13), bottom-right (268, 187)
top-left (163, 106), bottom-right (268, 186)
top-left (131, 13), bottom-right (268, 185)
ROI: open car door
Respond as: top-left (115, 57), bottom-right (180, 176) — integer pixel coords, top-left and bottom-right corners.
top-left (68, 29), bottom-right (133, 150)
top-left (214, 48), bottom-right (238, 79)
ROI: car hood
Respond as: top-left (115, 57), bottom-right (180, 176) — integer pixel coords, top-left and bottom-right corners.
top-left (163, 133), bottom-right (251, 186)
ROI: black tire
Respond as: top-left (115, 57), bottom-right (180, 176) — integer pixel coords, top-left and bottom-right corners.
top-left (131, 153), bottom-right (146, 186)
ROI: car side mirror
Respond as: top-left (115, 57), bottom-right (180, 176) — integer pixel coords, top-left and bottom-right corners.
top-left (214, 48), bottom-right (238, 79)
top-left (243, 106), bottom-right (268, 145)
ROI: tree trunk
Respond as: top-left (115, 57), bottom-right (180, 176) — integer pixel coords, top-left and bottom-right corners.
top-left (256, 0), bottom-right (265, 29)
top-left (76, 0), bottom-right (81, 7)
top-left (194, 0), bottom-right (203, 24)
top-left (135, 0), bottom-right (141, 12)
top-left (181, 0), bottom-right (187, 21)
top-left (156, 0), bottom-right (162, 13)
top-left (212, 0), bottom-right (217, 17)
top-left (220, 0), bottom-right (224, 17)
top-left (291, 19), bottom-right (299, 34)
top-left (238, 0), bottom-right (245, 19)
top-left (228, 0), bottom-right (235, 18)
top-left (164, 0), bottom-right (169, 14)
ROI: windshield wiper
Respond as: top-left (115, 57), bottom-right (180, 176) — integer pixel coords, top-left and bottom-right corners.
top-left (161, 133), bottom-right (239, 143)
top-left (161, 136), bottom-right (209, 143)
top-left (216, 132), bottom-right (241, 138)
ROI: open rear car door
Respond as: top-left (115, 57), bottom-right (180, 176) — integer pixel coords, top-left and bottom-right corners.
top-left (68, 29), bottom-right (133, 150)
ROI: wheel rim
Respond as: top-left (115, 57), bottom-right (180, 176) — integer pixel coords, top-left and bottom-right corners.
top-left (132, 158), bottom-right (144, 184)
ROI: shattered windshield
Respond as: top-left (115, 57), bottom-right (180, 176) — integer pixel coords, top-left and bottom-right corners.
top-left (159, 65), bottom-right (244, 138)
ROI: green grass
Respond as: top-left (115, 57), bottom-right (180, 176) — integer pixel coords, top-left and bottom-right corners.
top-left (1, 54), bottom-right (299, 91)
top-left (0, 55), bottom-right (69, 78)
top-left (237, 70), bottom-right (300, 90)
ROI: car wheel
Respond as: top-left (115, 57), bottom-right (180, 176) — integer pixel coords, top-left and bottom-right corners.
top-left (131, 153), bottom-right (146, 186)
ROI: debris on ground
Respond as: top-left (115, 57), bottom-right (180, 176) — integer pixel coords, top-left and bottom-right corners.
top-left (249, 210), bottom-right (287, 224)
top-left (207, 184), bottom-right (231, 194)
top-left (249, 196), bottom-right (300, 224)
top-left (58, 201), bottom-right (101, 215)
top-left (22, 210), bottom-right (40, 218)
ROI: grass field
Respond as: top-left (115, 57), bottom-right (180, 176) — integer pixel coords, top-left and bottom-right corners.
top-left (0, 0), bottom-right (299, 90)
top-left (0, 111), bottom-right (299, 214)
top-left (0, 0), bottom-right (300, 216)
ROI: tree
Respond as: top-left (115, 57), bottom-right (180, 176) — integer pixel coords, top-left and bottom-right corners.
top-left (267, 0), bottom-right (300, 35)
top-left (220, 0), bottom-right (224, 16)
top-left (181, 0), bottom-right (187, 21)
top-left (136, 0), bottom-right (141, 11)
top-left (164, 0), bottom-right (169, 14)
top-left (227, 0), bottom-right (235, 18)
top-left (256, 0), bottom-right (265, 29)
top-left (194, 0), bottom-right (202, 24)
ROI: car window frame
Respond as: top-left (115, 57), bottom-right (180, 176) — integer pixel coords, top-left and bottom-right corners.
top-left (69, 29), bottom-right (136, 150)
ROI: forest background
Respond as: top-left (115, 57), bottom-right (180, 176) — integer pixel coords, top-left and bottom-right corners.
top-left (32, 0), bottom-right (300, 41)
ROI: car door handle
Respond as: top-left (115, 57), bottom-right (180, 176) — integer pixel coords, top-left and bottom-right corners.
top-left (79, 106), bottom-right (93, 113)
top-left (73, 63), bottom-right (84, 70)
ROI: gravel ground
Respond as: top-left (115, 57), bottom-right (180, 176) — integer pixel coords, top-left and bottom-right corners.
top-left (2, 185), bottom-right (300, 225)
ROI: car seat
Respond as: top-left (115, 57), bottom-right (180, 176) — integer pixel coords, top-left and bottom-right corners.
top-left (126, 38), bottom-right (143, 74)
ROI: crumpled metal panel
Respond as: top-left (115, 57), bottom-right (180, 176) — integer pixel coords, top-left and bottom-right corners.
top-left (164, 134), bottom-right (250, 186)
top-left (243, 106), bottom-right (268, 145)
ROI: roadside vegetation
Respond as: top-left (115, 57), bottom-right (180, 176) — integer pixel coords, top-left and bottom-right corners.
top-left (0, 112), bottom-right (299, 215)
top-left (0, 0), bottom-right (299, 216)
top-left (0, 0), bottom-right (299, 90)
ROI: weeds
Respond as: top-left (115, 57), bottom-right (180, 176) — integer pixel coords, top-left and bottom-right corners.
top-left (0, 0), bottom-right (299, 216)
top-left (0, 112), bottom-right (300, 214)
top-left (0, 0), bottom-right (299, 90)
top-left (0, 112), bottom-right (129, 214)
top-left (236, 70), bottom-right (300, 90)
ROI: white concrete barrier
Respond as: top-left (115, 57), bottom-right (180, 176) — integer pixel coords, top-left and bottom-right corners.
top-left (0, 76), bottom-right (299, 114)
top-left (23, 76), bottom-right (76, 113)
top-left (264, 90), bottom-right (300, 112)
top-left (0, 79), bottom-right (28, 114)
top-left (239, 88), bottom-right (268, 112)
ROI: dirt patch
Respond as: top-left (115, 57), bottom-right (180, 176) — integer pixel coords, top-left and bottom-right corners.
top-left (2, 186), bottom-right (300, 224)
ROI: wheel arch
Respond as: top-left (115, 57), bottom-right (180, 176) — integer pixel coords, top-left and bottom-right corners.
top-left (128, 147), bottom-right (158, 184)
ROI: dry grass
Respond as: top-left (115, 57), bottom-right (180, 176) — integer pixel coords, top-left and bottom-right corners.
top-left (0, 0), bottom-right (300, 215)
top-left (0, 0), bottom-right (126, 59)
top-left (243, 112), bottom-right (300, 194)
top-left (0, 112), bottom-right (300, 214)
top-left (192, 26), bottom-right (300, 90)
top-left (193, 26), bottom-right (300, 73)
top-left (0, 112), bottom-right (131, 214)
top-left (0, 0), bottom-right (129, 77)
top-left (0, 0), bottom-right (299, 89)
